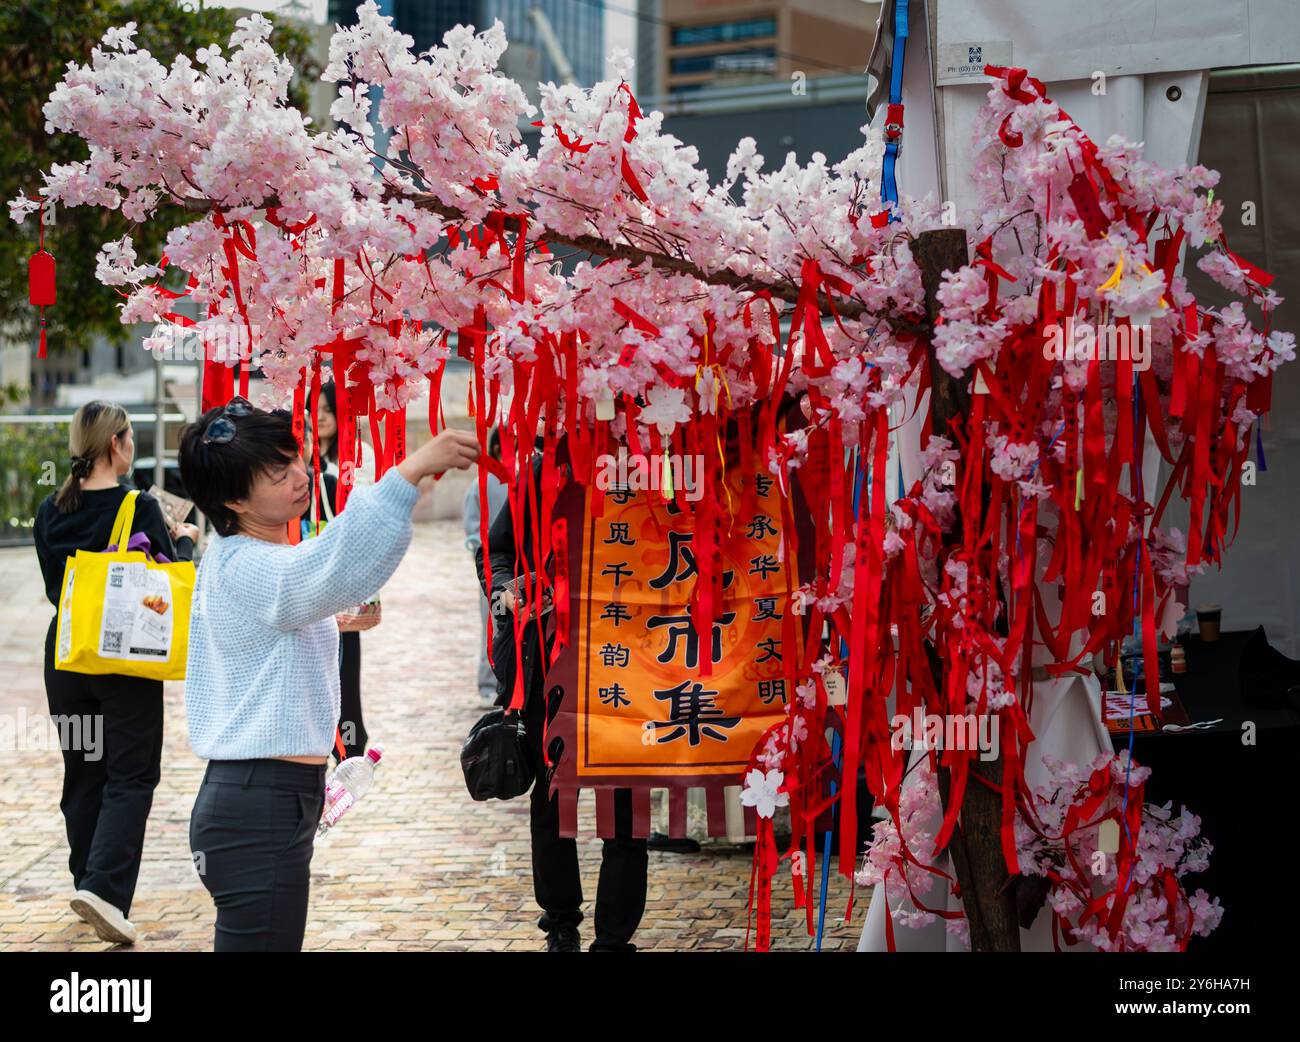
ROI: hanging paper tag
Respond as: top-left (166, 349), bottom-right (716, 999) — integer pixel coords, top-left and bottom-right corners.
top-left (1068, 171), bottom-right (1109, 239)
top-left (824, 670), bottom-right (848, 707)
top-left (1097, 818), bottom-right (1120, 854)
top-left (29, 251), bottom-right (56, 306)
top-left (595, 394), bottom-right (616, 422)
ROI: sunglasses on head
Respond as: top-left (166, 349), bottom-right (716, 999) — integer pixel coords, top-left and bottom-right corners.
top-left (201, 395), bottom-right (254, 446)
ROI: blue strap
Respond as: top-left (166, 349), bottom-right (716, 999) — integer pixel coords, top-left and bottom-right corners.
top-left (815, 730), bottom-right (842, 950)
top-left (889, 0), bottom-right (910, 103)
top-left (881, 0), bottom-right (910, 208)
top-left (817, 445), bottom-right (866, 951)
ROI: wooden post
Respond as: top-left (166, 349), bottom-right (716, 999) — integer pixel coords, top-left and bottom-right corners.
top-left (913, 228), bottom-right (1020, 952)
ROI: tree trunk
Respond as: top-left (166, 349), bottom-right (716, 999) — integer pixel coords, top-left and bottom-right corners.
top-left (913, 228), bottom-right (1020, 952)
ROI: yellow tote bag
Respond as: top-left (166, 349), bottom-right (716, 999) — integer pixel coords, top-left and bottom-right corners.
top-left (54, 490), bottom-right (195, 680)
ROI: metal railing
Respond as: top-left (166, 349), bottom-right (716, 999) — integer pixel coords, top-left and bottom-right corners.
top-left (0, 411), bottom-right (189, 547)
top-left (0, 412), bottom-right (187, 425)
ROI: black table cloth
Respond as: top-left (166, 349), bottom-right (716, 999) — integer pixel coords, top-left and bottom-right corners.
top-left (1110, 630), bottom-right (1300, 952)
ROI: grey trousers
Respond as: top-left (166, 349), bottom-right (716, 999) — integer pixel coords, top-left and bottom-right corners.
top-left (190, 759), bottom-right (326, 952)
top-left (478, 590), bottom-right (496, 700)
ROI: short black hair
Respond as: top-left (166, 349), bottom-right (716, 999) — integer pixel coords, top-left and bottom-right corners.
top-left (179, 406), bottom-right (300, 536)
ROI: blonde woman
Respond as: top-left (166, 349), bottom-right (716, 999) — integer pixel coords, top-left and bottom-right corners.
top-left (33, 400), bottom-right (198, 945)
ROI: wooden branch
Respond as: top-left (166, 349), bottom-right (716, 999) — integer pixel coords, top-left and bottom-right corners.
top-left (915, 227), bottom-right (1021, 954)
top-left (915, 228), bottom-right (972, 437)
top-left (177, 190), bottom-right (930, 337)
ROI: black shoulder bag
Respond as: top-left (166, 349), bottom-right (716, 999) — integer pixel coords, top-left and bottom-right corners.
top-left (460, 707), bottom-right (534, 801)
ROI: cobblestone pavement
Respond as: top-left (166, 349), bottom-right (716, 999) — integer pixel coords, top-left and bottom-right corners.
top-left (0, 520), bottom-right (864, 951)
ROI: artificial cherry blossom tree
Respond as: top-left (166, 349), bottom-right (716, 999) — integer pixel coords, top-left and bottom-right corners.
top-left (14, 6), bottom-right (1291, 951)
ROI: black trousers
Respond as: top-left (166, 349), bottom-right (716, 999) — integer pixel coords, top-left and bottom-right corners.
top-left (524, 688), bottom-right (648, 950)
top-left (335, 630), bottom-right (367, 762)
top-left (189, 758), bottom-right (326, 952)
top-left (42, 618), bottom-right (163, 916)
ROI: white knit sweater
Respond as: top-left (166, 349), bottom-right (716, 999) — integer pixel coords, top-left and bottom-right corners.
top-left (185, 467), bottom-right (420, 760)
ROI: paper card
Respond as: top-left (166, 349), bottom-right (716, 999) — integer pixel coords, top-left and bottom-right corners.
top-left (99, 561), bottom-right (173, 661)
top-left (149, 485), bottom-right (194, 527)
top-left (936, 41), bottom-right (1013, 85)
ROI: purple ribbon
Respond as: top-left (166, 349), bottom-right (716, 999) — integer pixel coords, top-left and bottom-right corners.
top-left (107, 531), bottom-right (171, 564)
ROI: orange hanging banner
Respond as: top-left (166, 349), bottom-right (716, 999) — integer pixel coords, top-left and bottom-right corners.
top-left (543, 417), bottom-right (815, 840)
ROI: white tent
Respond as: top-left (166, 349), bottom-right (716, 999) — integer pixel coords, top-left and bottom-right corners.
top-left (859, 0), bottom-right (1300, 951)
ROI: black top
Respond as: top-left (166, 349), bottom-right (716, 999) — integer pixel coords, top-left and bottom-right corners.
top-left (33, 484), bottom-right (194, 607)
top-left (474, 447), bottom-right (570, 710)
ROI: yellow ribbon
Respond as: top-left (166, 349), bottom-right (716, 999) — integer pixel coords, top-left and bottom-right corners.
top-left (1099, 254), bottom-right (1171, 311)
top-left (694, 325), bottom-right (735, 529)
top-left (1098, 255), bottom-right (1125, 293)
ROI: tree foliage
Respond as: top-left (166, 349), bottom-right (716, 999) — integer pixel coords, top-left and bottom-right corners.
top-left (0, 0), bottom-right (320, 360)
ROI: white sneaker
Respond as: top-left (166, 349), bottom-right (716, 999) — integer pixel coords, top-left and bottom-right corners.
top-left (70, 890), bottom-right (138, 945)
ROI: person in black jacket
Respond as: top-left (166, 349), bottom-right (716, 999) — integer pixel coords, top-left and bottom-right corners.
top-left (33, 400), bottom-right (196, 946)
top-left (474, 443), bottom-right (648, 952)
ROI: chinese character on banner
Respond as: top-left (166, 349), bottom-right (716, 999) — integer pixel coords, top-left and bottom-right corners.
top-left (543, 421), bottom-right (816, 840)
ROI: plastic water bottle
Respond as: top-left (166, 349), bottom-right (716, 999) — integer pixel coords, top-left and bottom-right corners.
top-left (317, 745), bottom-right (384, 836)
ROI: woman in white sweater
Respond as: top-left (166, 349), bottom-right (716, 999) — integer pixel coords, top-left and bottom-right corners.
top-left (178, 395), bottom-right (478, 951)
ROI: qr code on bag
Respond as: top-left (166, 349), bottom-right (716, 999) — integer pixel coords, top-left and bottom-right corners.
top-left (103, 631), bottom-right (123, 653)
